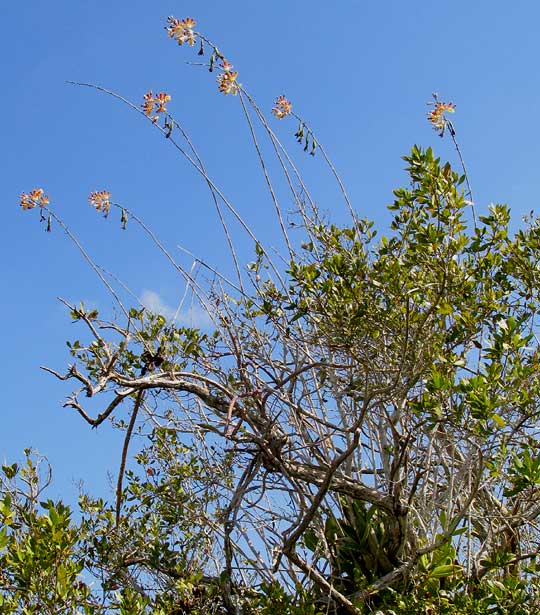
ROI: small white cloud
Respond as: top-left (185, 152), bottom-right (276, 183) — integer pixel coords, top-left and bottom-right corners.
top-left (139, 290), bottom-right (213, 329)
top-left (140, 290), bottom-right (176, 320)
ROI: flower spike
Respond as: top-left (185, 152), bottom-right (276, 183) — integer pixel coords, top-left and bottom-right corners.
top-left (20, 188), bottom-right (50, 210)
top-left (142, 91), bottom-right (171, 123)
top-left (166, 16), bottom-right (197, 46)
top-left (427, 94), bottom-right (455, 137)
top-left (89, 191), bottom-right (111, 216)
top-left (272, 96), bottom-right (292, 119)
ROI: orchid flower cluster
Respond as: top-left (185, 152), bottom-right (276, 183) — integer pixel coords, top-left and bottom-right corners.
top-left (271, 95), bottom-right (292, 119)
top-left (20, 188), bottom-right (52, 230)
top-left (166, 16), bottom-right (197, 47)
top-left (427, 94), bottom-right (456, 137)
top-left (142, 91), bottom-right (172, 124)
top-left (216, 59), bottom-right (240, 96)
top-left (271, 95), bottom-right (320, 156)
top-left (88, 190), bottom-right (111, 216)
top-left (20, 188), bottom-right (49, 210)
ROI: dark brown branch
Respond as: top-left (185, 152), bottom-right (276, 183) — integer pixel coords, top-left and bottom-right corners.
top-left (115, 389), bottom-right (145, 527)
top-left (64, 390), bottom-right (134, 427)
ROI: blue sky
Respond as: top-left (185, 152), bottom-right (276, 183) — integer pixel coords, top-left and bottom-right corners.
top-left (2, 1), bottom-right (539, 504)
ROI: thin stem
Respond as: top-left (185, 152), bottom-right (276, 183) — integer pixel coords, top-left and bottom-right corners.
top-left (238, 91), bottom-right (294, 258)
top-left (291, 111), bottom-right (358, 228)
top-left (168, 116), bottom-right (245, 293)
top-left (45, 209), bottom-right (130, 321)
top-left (447, 119), bottom-right (477, 229)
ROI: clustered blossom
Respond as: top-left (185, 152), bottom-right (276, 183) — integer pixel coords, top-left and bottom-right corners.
top-left (166, 16), bottom-right (197, 46)
top-left (89, 191), bottom-right (111, 216)
top-left (427, 100), bottom-right (455, 134)
top-left (142, 91), bottom-right (171, 123)
top-left (216, 59), bottom-right (240, 95)
top-left (165, 17), bottom-right (241, 97)
top-left (20, 188), bottom-right (49, 210)
top-left (272, 95), bottom-right (292, 119)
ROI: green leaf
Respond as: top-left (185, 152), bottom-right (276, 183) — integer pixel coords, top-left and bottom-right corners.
top-left (2, 464), bottom-right (18, 479)
top-left (492, 413), bottom-right (506, 428)
top-left (428, 564), bottom-right (460, 579)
